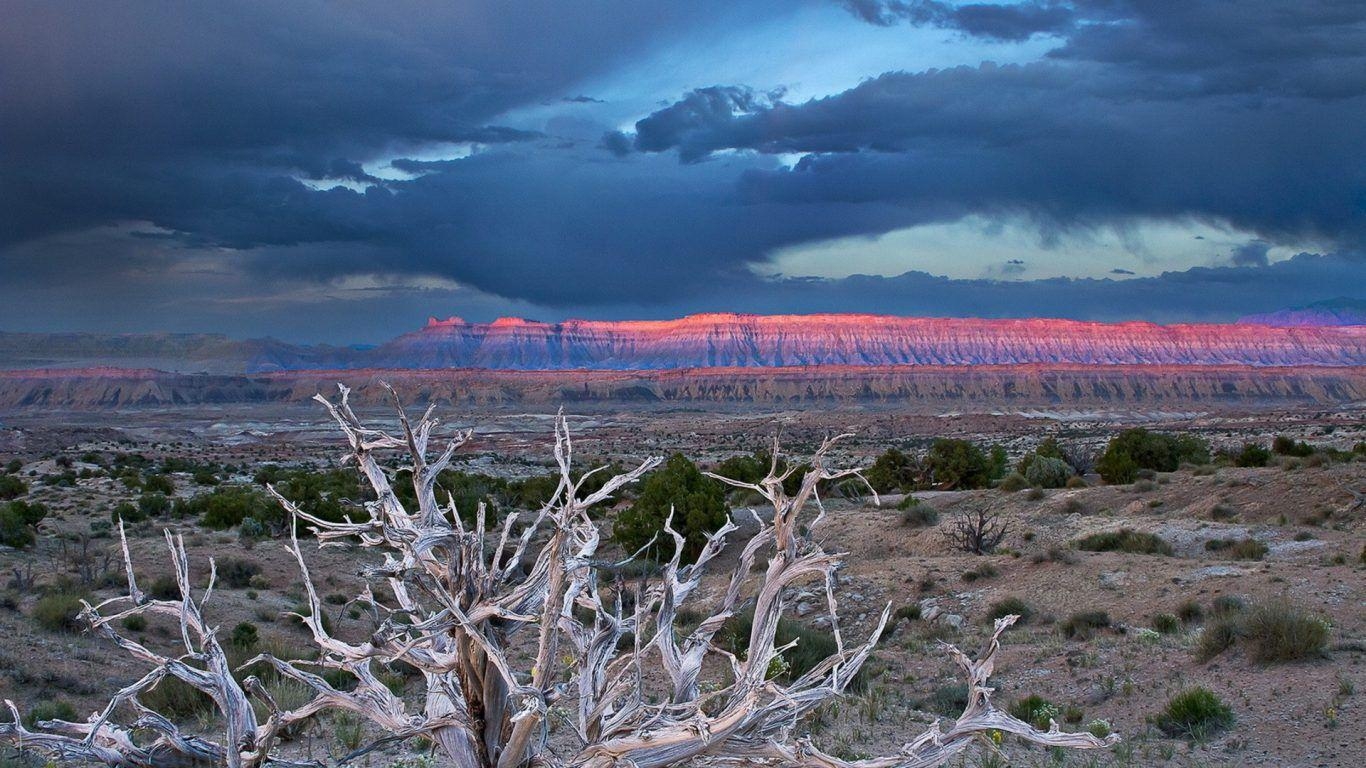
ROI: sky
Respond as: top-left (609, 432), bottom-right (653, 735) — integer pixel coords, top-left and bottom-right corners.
top-left (1, 0), bottom-right (1364, 343)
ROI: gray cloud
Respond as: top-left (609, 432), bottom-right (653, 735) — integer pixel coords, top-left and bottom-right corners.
top-left (0, 0), bottom-right (1363, 339)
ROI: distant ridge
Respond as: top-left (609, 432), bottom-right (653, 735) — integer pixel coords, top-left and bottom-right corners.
top-left (366, 313), bottom-right (1366, 370)
top-left (1237, 298), bottom-right (1366, 327)
top-left (3, 313), bottom-right (1365, 373)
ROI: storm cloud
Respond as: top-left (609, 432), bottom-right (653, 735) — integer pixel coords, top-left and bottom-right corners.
top-left (0, 1), bottom-right (1363, 341)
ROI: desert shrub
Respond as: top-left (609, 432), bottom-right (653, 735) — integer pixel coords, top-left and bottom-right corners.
top-left (32, 591), bottom-right (85, 632)
top-left (1024, 486), bottom-right (1046, 500)
top-left (142, 473), bottom-right (176, 495)
top-left (898, 498), bottom-right (938, 527)
top-left (287, 602), bottom-right (335, 635)
top-left (0, 474), bottom-right (27, 500)
top-left (1210, 595), bottom-right (1246, 617)
top-left (1208, 503), bottom-right (1237, 521)
top-left (893, 604), bottom-right (921, 622)
top-left (1196, 619), bottom-right (1240, 661)
top-left (1060, 611), bottom-right (1111, 640)
top-left (137, 492), bottom-right (171, 518)
top-left (230, 621), bottom-right (260, 650)
top-left (865, 447), bottom-right (918, 493)
top-left (987, 596), bottom-right (1034, 624)
top-left (998, 472), bottom-right (1029, 493)
top-left (1234, 443), bottom-right (1271, 467)
top-left (1205, 538), bottom-right (1268, 560)
top-left (189, 485), bottom-right (279, 530)
top-left (720, 611), bottom-right (865, 691)
top-left (148, 574), bottom-right (181, 600)
top-left (1008, 695), bottom-right (1059, 730)
top-left (0, 500), bottom-right (47, 548)
top-left (1241, 601), bottom-right (1329, 662)
top-left (614, 454), bottom-right (726, 561)
top-left (1024, 456), bottom-right (1073, 489)
top-left (1075, 528), bottom-right (1172, 556)
top-left (1152, 613), bottom-right (1181, 634)
top-left (1060, 497), bottom-right (1085, 515)
top-left (960, 562), bottom-right (1000, 583)
top-left (110, 501), bottom-right (143, 524)
top-left (924, 438), bottom-right (992, 490)
top-left (24, 699), bottom-right (76, 728)
top-left (218, 557), bottom-right (263, 589)
top-left (1064, 475), bottom-right (1089, 489)
top-left (239, 516), bottom-right (267, 545)
top-left (3, 458), bottom-right (22, 473)
top-left (1272, 435), bottom-right (1314, 457)
top-left (1176, 600), bottom-right (1204, 624)
top-left (141, 676), bottom-right (216, 721)
top-left (914, 683), bottom-right (969, 717)
top-left (1097, 429), bottom-right (1208, 484)
top-left (1156, 687), bottom-right (1234, 739)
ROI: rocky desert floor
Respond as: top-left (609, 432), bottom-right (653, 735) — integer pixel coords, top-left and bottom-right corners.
top-left (0, 402), bottom-right (1362, 767)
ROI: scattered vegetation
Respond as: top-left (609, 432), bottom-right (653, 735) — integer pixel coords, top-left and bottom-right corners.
top-left (613, 453), bottom-right (727, 560)
top-left (1060, 611), bottom-right (1111, 640)
top-left (1097, 428), bottom-right (1209, 484)
top-left (1204, 538), bottom-right (1268, 560)
top-left (1156, 687), bottom-right (1234, 740)
top-left (1075, 529), bottom-right (1173, 556)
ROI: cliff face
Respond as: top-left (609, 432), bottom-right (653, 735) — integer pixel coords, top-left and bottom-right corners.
top-left (3, 365), bottom-right (1362, 409)
top-left (368, 314), bottom-right (1366, 370)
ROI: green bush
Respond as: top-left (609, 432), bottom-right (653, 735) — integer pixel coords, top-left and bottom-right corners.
top-left (924, 439), bottom-right (991, 490)
top-left (1152, 613), bottom-right (1181, 634)
top-left (137, 492), bottom-right (171, 518)
top-left (32, 591), bottom-right (85, 632)
top-left (111, 501), bottom-right (143, 524)
top-left (1098, 429), bottom-right (1208, 484)
top-left (149, 574), bottom-right (181, 600)
top-left (614, 454), bottom-right (727, 561)
top-left (1060, 611), bottom-right (1111, 640)
top-left (1204, 538), bottom-right (1268, 560)
top-left (986, 596), bottom-right (1034, 624)
top-left (0, 500), bottom-right (47, 548)
top-left (1008, 694), bottom-right (1059, 729)
top-left (1210, 595), bottom-right (1246, 617)
top-left (1156, 687), bottom-right (1234, 739)
top-left (186, 485), bottom-right (279, 530)
top-left (1075, 528), bottom-right (1173, 556)
top-left (1234, 443), bottom-right (1271, 467)
top-left (142, 676), bottom-right (215, 721)
top-left (1176, 600), bottom-right (1204, 624)
top-left (218, 557), bottom-right (263, 589)
top-left (0, 474), bottom-right (27, 500)
top-left (1272, 435), bottom-right (1314, 457)
top-left (24, 699), bottom-right (77, 727)
top-left (865, 448), bottom-right (918, 493)
top-left (142, 473), bottom-right (176, 495)
top-left (998, 472), bottom-right (1029, 493)
top-left (1196, 619), bottom-right (1240, 661)
top-left (719, 611), bottom-right (865, 691)
top-left (914, 683), bottom-right (969, 717)
top-left (898, 498), bottom-right (938, 527)
top-left (230, 621), bottom-right (260, 650)
top-left (1024, 456), bottom-right (1073, 489)
top-left (1241, 601), bottom-right (1329, 663)
top-left (122, 614), bottom-right (148, 632)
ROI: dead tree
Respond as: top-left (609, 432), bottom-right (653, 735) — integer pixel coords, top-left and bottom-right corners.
top-left (1, 385), bottom-right (1116, 766)
top-left (945, 507), bottom-right (1011, 555)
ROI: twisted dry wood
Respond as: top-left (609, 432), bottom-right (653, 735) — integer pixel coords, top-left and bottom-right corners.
top-left (1, 385), bottom-right (1119, 766)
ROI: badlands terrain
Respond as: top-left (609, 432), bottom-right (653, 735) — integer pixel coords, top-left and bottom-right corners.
top-left (0, 398), bottom-right (1361, 767)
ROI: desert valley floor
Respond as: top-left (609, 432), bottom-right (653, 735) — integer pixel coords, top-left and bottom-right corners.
top-left (0, 399), bottom-right (1362, 767)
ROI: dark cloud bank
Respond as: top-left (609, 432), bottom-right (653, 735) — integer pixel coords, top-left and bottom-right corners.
top-left (1, 1), bottom-right (1364, 341)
